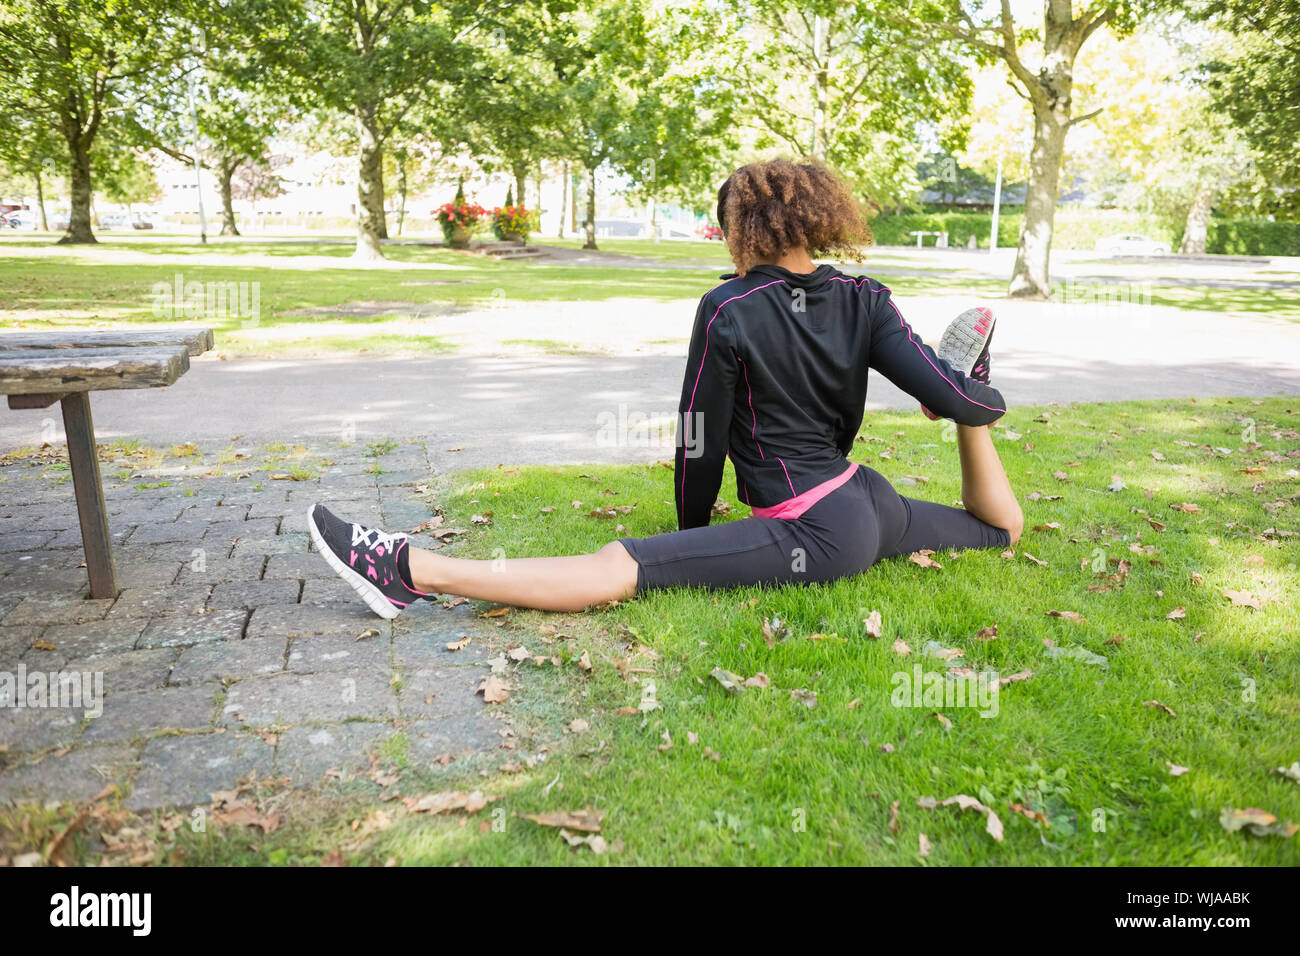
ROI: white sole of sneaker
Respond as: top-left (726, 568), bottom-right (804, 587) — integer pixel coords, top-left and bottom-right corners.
top-left (306, 504), bottom-right (401, 620)
top-left (936, 306), bottom-right (996, 376)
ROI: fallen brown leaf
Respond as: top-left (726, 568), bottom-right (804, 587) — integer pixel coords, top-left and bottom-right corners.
top-left (46, 808), bottom-right (90, 866)
top-left (1223, 589), bottom-right (1263, 610)
top-left (863, 610), bottom-right (883, 638)
top-left (476, 675), bottom-right (510, 703)
top-left (213, 802), bottom-right (281, 833)
top-left (1046, 609), bottom-right (1086, 624)
top-left (917, 794), bottom-right (1004, 842)
top-left (404, 790), bottom-right (494, 814)
top-left (523, 807), bottom-right (605, 832)
top-left (1008, 802), bottom-right (1050, 827)
top-left (995, 669), bottom-right (1033, 688)
top-left (1219, 807), bottom-right (1298, 838)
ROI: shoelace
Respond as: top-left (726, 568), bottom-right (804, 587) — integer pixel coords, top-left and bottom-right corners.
top-left (351, 524), bottom-right (405, 553)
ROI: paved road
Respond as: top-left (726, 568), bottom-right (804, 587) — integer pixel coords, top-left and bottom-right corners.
top-left (4, 325), bottom-right (1297, 474)
top-left (4, 257), bottom-right (1298, 470)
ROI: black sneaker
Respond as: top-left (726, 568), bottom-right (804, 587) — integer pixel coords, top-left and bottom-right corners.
top-left (306, 504), bottom-right (427, 619)
top-left (937, 306), bottom-right (996, 384)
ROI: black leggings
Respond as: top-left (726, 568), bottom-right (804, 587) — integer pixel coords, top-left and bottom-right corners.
top-left (618, 464), bottom-right (1010, 593)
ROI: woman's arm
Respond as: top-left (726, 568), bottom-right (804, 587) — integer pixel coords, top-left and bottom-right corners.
top-left (674, 296), bottom-right (738, 530)
top-left (864, 281), bottom-right (1006, 425)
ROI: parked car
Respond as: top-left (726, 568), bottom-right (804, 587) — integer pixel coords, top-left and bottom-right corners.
top-left (99, 212), bottom-right (156, 230)
top-left (1093, 233), bottom-right (1169, 256)
top-left (696, 224), bottom-right (723, 241)
top-left (0, 212), bottom-right (20, 229)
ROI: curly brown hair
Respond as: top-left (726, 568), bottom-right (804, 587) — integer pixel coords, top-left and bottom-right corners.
top-left (716, 158), bottom-right (872, 276)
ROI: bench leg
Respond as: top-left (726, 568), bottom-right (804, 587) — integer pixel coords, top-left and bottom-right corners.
top-left (60, 392), bottom-right (118, 599)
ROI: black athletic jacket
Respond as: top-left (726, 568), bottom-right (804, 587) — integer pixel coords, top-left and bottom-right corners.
top-left (673, 263), bottom-right (1007, 530)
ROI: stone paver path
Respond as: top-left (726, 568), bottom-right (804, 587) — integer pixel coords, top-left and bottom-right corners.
top-left (0, 441), bottom-right (523, 810)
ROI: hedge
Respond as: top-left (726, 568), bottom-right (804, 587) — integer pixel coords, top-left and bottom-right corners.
top-left (1202, 220), bottom-right (1300, 256)
top-left (870, 209), bottom-right (1300, 255)
top-left (868, 210), bottom-right (1170, 251)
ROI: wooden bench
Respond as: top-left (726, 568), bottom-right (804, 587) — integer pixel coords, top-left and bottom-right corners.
top-left (1, 328), bottom-right (215, 598)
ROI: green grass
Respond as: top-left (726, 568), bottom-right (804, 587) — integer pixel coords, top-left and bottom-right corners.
top-left (6, 396), bottom-right (1295, 866)
top-left (543, 235), bottom-right (735, 264)
top-left (1140, 283), bottom-right (1300, 321)
top-left (0, 237), bottom-right (723, 356)
top-left (500, 338), bottom-right (591, 352)
top-left (368, 395), bottom-right (1300, 865)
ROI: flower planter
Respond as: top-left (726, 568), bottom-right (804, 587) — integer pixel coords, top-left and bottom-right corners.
top-left (447, 226), bottom-right (473, 249)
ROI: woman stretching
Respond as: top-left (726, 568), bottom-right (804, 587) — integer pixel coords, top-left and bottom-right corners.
top-left (307, 158), bottom-right (1023, 617)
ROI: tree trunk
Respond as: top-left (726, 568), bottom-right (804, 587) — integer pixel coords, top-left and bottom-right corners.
top-left (512, 159), bottom-right (528, 208)
top-left (353, 106), bottom-right (387, 262)
top-left (34, 167), bottom-right (48, 231)
top-left (1179, 185), bottom-right (1214, 254)
top-left (58, 137), bottom-right (95, 244)
top-left (1008, 109), bottom-right (1067, 299)
top-left (1004, 1), bottom-right (1103, 300)
top-left (218, 158), bottom-right (241, 236)
top-left (583, 165), bottom-right (598, 250)
top-left (570, 163), bottom-right (579, 234)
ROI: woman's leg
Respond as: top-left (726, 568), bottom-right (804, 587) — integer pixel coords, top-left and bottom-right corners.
top-left (871, 426), bottom-right (1022, 561)
top-left (407, 541), bottom-right (639, 613)
top-left (409, 492), bottom-right (868, 611)
top-left (956, 424), bottom-right (1023, 543)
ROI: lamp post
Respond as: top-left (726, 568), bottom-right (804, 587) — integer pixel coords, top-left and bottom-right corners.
top-left (989, 156), bottom-right (1003, 254)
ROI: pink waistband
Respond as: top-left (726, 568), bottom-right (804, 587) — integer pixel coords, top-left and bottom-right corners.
top-left (751, 462), bottom-right (859, 520)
